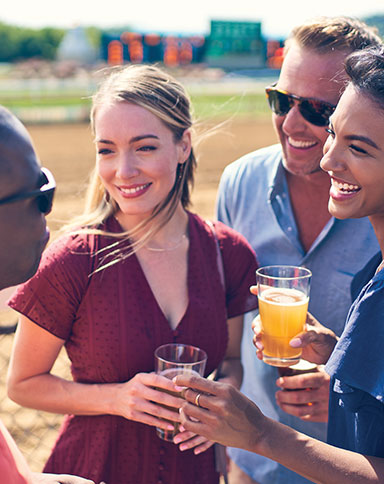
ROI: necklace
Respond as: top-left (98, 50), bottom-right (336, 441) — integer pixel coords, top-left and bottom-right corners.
top-left (145, 234), bottom-right (187, 252)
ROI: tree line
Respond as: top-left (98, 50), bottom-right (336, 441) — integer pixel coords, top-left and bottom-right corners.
top-left (0, 23), bottom-right (104, 62)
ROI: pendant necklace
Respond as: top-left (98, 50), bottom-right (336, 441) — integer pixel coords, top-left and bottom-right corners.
top-left (145, 234), bottom-right (187, 252)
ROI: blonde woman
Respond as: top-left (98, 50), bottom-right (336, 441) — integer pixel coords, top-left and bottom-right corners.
top-left (7, 65), bottom-right (258, 484)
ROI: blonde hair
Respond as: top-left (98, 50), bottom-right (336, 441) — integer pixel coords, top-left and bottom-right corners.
top-left (285, 16), bottom-right (382, 54)
top-left (64, 64), bottom-right (197, 268)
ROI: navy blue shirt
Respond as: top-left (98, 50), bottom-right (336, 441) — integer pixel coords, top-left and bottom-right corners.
top-left (326, 267), bottom-right (384, 457)
top-left (217, 144), bottom-right (380, 483)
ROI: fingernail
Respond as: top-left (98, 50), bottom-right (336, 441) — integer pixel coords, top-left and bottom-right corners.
top-left (174, 385), bottom-right (184, 391)
top-left (276, 378), bottom-right (284, 387)
top-left (289, 338), bottom-right (302, 347)
top-left (174, 436), bottom-right (181, 444)
top-left (167, 424), bottom-right (175, 430)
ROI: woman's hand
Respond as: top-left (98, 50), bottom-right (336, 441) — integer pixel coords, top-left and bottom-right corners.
top-left (289, 313), bottom-right (338, 365)
top-left (173, 373), bottom-right (268, 453)
top-left (173, 428), bottom-right (215, 454)
top-left (113, 372), bottom-right (184, 432)
top-left (252, 311), bottom-right (338, 366)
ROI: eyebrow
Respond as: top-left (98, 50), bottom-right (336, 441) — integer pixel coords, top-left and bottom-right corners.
top-left (96, 134), bottom-right (160, 144)
top-left (345, 134), bottom-right (380, 150)
top-left (329, 121), bottom-right (380, 151)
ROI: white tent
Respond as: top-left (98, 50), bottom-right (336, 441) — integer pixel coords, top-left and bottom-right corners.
top-left (57, 26), bottom-right (99, 64)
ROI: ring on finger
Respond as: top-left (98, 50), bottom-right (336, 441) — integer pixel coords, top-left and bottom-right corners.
top-left (195, 392), bottom-right (202, 407)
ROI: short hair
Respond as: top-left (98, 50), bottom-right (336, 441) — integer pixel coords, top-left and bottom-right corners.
top-left (345, 45), bottom-right (384, 110)
top-left (285, 16), bottom-right (382, 54)
top-left (0, 106), bottom-right (29, 178)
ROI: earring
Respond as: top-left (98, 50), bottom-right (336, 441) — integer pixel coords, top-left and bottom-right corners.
top-left (177, 162), bottom-right (185, 179)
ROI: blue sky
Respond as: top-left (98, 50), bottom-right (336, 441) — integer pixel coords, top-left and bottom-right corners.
top-left (1, 1), bottom-right (383, 39)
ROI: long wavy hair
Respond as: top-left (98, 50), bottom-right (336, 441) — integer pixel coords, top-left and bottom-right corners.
top-left (64, 64), bottom-right (197, 268)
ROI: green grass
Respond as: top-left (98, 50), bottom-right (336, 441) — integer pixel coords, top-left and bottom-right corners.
top-left (0, 91), bottom-right (271, 120)
top-left (191, 92), bottom-right (270, 118)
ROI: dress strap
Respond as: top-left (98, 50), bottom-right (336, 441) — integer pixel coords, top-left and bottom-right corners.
top-left (205, 220), bottom-right (225, 290)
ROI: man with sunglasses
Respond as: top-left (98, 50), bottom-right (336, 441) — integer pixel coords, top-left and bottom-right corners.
top-left (0, 106), bottom-right (98, 483)
top-left (216, 17), bottom-right (382, 484)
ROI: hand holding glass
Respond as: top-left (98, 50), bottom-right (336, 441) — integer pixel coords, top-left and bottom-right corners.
top-left (256, 265), bottom-right (312, 367)
top-left (154, 343), bottom-right (207, 441)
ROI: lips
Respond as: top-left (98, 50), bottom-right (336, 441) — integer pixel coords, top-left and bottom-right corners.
top-left (330, 177), bottom-right (361, 200)
top-left (117, 182), bottom-right (151, 198)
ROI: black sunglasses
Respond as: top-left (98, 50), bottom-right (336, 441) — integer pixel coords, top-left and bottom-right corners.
top-left (0, 167), bottom-right (56, 214)
top-left (265, 84), bottom-right (336, 127)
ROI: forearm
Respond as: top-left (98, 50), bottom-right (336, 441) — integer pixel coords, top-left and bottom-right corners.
top-left (8, 373), bottom-right (119, 416)
top-left (256, 418), bottom-right (384, 484)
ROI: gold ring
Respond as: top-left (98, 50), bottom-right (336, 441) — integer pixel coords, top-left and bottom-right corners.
top-left (195, 392), bottom-right (202, 407)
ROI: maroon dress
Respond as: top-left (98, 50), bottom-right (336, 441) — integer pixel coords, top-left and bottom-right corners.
top-left (9, 212), bottom-right (258, 484)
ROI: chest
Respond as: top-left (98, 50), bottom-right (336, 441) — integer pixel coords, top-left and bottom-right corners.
top-left (136, 248), bottom-right (188, 330)
top-left (66, 245), bottom-right (228, 382)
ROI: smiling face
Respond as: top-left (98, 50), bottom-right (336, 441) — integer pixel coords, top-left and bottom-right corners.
top-left (321, 84), bottom-right (384, 222)
top-left (94, 102), bottom-right (191, 228)
top-left (274, 42), bottom-right (348, 177)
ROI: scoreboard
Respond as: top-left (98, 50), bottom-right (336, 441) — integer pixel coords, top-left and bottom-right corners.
top-left (100, 20), bottom-right (272, 69)
top-left (205, 20), bottom-right (266, 69)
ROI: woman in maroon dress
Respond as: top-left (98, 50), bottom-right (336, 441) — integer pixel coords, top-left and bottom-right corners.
top-left (7, 65), bottom-right (258, 484)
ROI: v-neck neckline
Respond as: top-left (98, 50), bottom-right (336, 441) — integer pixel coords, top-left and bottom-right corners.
top-left (131, 213), bottom-right (192, 333)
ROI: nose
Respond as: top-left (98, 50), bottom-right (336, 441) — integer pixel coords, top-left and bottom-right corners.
top-left (320, 135), bottom-right (345, 173)
top-left (116, 153), bottom-right (140, 179)
top-left (281, 103), bottom-right (307, 132)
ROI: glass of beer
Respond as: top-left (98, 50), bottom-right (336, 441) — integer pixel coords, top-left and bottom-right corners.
top-left (256, 265), bottom-right (311, 367)
top-left (154, 343), bottom-right (207, 442)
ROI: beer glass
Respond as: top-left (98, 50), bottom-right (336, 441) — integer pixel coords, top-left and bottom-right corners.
top-left (256, 265), bottom-right (311, 367)
top-left (154, 343), bottom-right (207, 442)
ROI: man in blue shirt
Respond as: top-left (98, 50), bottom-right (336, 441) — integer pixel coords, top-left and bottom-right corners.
top-left (216, 17), bottom-right (382, 484)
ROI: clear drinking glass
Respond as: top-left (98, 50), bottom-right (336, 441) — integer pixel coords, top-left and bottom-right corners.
top-left (256, 265), bottom-right (312, 367)
top-left (154, 343), bottom-right (207, 442)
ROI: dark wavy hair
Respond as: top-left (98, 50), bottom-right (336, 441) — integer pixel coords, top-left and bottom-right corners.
top-left (344, 46), bottom-right (384, 110)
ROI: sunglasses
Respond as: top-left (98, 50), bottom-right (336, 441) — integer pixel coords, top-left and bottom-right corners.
top-left (265, 84), bottom-right (336, 127)
top-left (0, 167), bottom-right (56, 214)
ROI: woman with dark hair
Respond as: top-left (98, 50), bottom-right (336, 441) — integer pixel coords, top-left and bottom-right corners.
top-left (176, 46), bottom-right (384, 483)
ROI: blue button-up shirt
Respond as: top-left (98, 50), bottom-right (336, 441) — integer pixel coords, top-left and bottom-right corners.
top-left (216, 144), bottom-right (380, 484)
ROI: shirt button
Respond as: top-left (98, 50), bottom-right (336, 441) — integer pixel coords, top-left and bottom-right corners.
top-left (287, 226), bottom-right (292, 232)
top-left (159, 447), bottom-right (165, 456)
top-left (159, 463), bottom-right (165, 471)
top-left (157, 480), bottom-right (163, 484)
